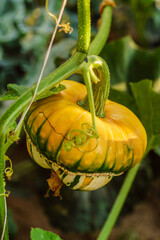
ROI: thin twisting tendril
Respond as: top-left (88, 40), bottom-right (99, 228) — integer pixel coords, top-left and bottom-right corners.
top-left (4, 156), bottom-right (13, 181)
top-left (46, 0), bottom-right (58, 22)
top-left (39, 112), bottom-right (98, 153)
top-left (0, 191), bottom-right (10, 198)
top-left (0, 179), bottom-right (10, 198)
top-left (89, 66), bottom-right (100, 84)
top-left (46, 0), bottom-right (73, 34)
top-left (63, 123), bottom-right (99, 153)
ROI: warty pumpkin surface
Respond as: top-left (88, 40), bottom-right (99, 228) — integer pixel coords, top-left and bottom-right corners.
top-left (24, 80), bottom-right (147, 191)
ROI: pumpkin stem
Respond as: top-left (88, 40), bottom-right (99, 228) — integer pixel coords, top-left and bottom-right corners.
top-left (81, 65), bottom-right (98, 130)
top-left (77, 0), bottom-right (91, 54)
top-left (79, 56), bottom-right (110, 118)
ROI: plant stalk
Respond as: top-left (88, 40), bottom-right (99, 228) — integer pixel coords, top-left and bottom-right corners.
top-left (0, 134), bottom-right (9, 240)
top-left (89, 6), bottom-right (113, 55)
top-left (79, 56), bottom-right (110, 118)
top-left (77, 0), bottom-right (91, 53)
top-left (78, 3), bottom-right (114, 117)
top-left (81, 66), bottom-right (97, 131)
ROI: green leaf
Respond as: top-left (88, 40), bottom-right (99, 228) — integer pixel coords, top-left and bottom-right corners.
top-left (130, 79), bottom-right (160, 149)
top-left (0, 83), bottom-right (66, 102)
top-left (7, 209), bottom-right (18, 235)
top-left (100, 36), bottom-right (160, 86)
top-left (101, 36), bottom-right (160, 151)
top-left (36, 84), bottom-right (66, 100)
top-left (109, 87), bottom-right (138, 114)
top-left (0, 84), bottom-right (28, 101)
top-left (30, 228), bottom-right (62, 240)
top-left (154, 146), bottom-right (160, 156)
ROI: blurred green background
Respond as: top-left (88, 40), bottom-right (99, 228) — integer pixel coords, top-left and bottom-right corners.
top-left (0, 0), bottom-right (160, 240)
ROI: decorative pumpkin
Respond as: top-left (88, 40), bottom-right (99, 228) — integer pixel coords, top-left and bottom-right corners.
top-left (24, 80), bottom-right (147, 193)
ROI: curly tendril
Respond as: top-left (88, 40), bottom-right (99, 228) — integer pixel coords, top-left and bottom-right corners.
top-left (40, 113), bottom-right (99, 153)
top-left (46, 0), bottom-right (73, 34)
top-left (0, 178), bottom-right (10, 197)
top-left (4, 156), bottom-right (13, 181)
top-left (0, 191), bottom-right (10, 198)
top-left (89, 66), bottom-right (100, 84)
top-left (63, 123), bottom-right (99, 153)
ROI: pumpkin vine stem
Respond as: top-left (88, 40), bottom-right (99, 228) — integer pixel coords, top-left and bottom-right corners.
top-left (88, 3), bottom-right (113, 55)
top-left (0, 134), bottom-right (9, 240)
top-left (77, 0), bottom-right (91, 54)
top-left (81, 65), bottom-right (98, 133)
top-left (79, 55), bottom-right (110, 118)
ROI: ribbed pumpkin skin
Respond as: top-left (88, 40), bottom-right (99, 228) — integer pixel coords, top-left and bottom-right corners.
top-left (24, 80), bottom-right (147, 190)
top-left (26, 134), bottom-right (113, 190)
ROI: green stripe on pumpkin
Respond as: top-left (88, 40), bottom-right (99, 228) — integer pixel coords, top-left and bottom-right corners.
top-left (69, 175), bottom-right (81, 189)
top-left (99, 143), bottom-right (110, 172)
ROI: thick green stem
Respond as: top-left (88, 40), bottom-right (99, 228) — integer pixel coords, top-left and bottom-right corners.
top-left (92, 58), bottom-right (110, 117)
top-left (89, 6), bottom-right (113, 55)
top-left (79, 3), bottom-right (113, 117)
top-left (81, 66), bottom-right (97, 132)
top-left (79, 56), bottom-right (110, 118)
top-left (77, 0), bottom-right (91, 53)
top-left (0, 134), bottom-right (9, 240)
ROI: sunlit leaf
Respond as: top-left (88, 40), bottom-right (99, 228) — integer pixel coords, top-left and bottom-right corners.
top-left (30, 228), bottom-right (62, 240)
top-left (36, 84), bottom-right (66, 100)
top-left (130, 79), bottom-right (160, 149)
top-left (109, 88), bottom-right (137, 114)
top-left (0, 84), bottom-right (28, 101)
top-left (100, 36), bottom-right (160, 86)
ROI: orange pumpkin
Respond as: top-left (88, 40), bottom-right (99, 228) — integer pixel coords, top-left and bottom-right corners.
top-left (24, 80), bottom-right (147, 191)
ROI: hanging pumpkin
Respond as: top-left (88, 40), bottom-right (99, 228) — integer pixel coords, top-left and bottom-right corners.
top-left (24, 79), bottom-right (147, 194)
